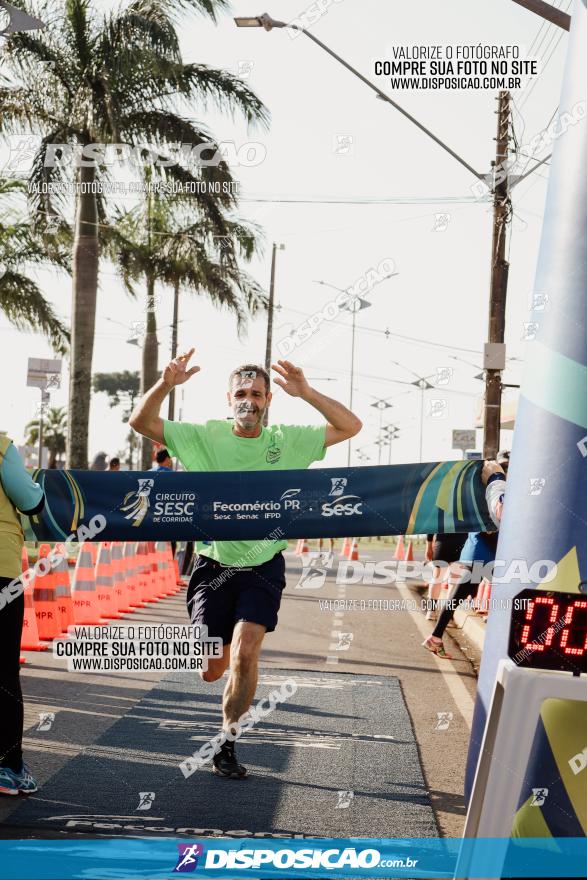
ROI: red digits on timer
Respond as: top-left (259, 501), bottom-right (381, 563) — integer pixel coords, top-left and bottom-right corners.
top-left (521, 596), bottom-right (587, 656)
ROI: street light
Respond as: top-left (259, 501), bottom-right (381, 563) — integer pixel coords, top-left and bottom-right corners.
top-left (264, 242), bottom-right (285, 425)
top-left (234, 13), bottom-right (483, 180)
top-left (370, 397), bottom-right (393, 465)
top-left (390, 360), bottom-right (435, 462)
top-left (315, 279), bottom-right (373, 466)
top-left (382, 424), bottom-right (401, 465)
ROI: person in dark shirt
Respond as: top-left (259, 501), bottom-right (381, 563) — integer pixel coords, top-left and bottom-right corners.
top-left (424, 532), bottom-right (468, 620)
top-left (422, 457), bottom-right (507, 659)
top-left (153, 448), bottom-right (173, 471)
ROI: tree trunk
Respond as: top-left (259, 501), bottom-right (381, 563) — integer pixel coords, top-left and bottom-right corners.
top-left (140, 274), bottom-right (159, 470)
top-left (67, 164), bottom-right (99, 468)
top-left (48, 447), bottom-right (57, 468)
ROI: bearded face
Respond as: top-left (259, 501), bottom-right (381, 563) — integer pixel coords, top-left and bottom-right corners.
top-left (227, 371), bottom-right (271, 432)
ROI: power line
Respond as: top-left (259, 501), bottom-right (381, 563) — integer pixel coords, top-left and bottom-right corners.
top-left (277, 303), bottom-right (485, 355)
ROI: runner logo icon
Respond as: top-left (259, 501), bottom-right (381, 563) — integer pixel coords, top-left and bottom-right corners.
top-left (174, 843), bottom-right (204, 873)
top-left (329, 477), bottom-right (348, 496)
top-left (296, 553), bottom-right (328, 590)
top-left (120, 478), bottom-right (155, 527)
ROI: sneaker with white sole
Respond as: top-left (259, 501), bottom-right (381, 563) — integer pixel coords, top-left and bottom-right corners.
top-left (0, 763), bottom-right (38, 795)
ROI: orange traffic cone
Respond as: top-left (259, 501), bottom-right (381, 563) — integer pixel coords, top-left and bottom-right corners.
top-left (146, 542), bottom-right (166, 600)
top-left (349, 538), bottom-right (360, 561)
top-left (154, 542), bottom-right (174, 597)
top-left (123, 542), bottom-right (147, 608)
top-left (136, 542), bottom-right (157, 603)
top-left (394, 535), bottom-right (405, 560)
top-left (20, 547), bottom-right (48, 651)
top-left (296, 538), bottom-right (309, 557)
top-left (404, 540), bottom-right (414, 562)
top-left (340, 537), bottom-right (350, 558)
top-left (53, 543), bottom-right (75, 633)
top-left (71, 542), bottom-right (103, 625)
top-left (95, 543), bottom-right (124, 619)
top-left (110, 542), bottom-right (133, 613)
top-left (34, 544), bottom-right (62, 641)
top-left (158, 542), bottom-right (177, 596)
top-left (173, 554), bottom-right (182, 586)
top-left (300, 538), bottom-right (310, 557)
top-left (162, 543), bottom-right (180, 594)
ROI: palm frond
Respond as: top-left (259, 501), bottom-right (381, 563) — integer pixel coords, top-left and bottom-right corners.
top-left (0, 272), bottom-right (69, 353)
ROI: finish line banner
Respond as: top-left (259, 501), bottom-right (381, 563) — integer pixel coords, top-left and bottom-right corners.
top-left (21, 460), bottom-right (495, 543)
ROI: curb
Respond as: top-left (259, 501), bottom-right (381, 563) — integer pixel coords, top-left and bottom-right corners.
top-left (452, 604), bottom-right (487, 654)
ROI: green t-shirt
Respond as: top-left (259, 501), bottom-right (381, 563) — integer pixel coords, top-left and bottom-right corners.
top-left (163, 419), bottom-right (327, 567)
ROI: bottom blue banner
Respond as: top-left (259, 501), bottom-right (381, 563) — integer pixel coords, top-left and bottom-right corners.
top-left (0, 837), bottom-right (585, 879)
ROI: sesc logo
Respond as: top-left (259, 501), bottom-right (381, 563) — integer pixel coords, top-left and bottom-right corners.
top-left (321, 495), bottom-right (363, 517)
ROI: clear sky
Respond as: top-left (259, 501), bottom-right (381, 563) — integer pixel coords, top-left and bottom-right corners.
top-left (0, 0), bottom-right (572, 466)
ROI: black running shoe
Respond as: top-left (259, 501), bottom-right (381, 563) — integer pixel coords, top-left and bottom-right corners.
top-left (212, 741), bottom-right (247, 779)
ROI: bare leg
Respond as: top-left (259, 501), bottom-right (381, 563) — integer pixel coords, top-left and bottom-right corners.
top-left (200, 644), bottom-right (231, 683)
top-left (426, 564), bottom-right (444, 618)
top-left (222, 621), bottom-right (266, 730)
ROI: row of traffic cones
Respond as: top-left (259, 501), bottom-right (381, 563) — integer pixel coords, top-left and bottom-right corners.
top-left (20, 541), bottom-right (182, 650)
top-left (294, 537), bottom-right (362, 561)
top-left (340, 537), bottom-right (359, 561)
top-left (393, 535), bottom-right (414, 561)
top-left (294, 535), bottom-right (416, 564)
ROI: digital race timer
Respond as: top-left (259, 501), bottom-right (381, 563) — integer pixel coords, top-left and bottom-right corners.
top-left (508, 587), bottom-right (587, 675)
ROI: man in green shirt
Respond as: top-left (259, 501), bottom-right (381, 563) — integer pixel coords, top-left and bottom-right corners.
top-left (130, 350), bottom-right (361, 778)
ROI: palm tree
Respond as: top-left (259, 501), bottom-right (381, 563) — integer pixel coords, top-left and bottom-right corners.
top-left (105, 194), bottom-right (266, 468)
top-left (0, 179), bottom-right (69, 352)
top-left (25, 405), bottom-right (67, 468)
top-left (0, 0), bottom-right (268, 468)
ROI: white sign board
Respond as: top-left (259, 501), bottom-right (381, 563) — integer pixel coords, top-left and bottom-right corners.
top-left (27, 357), bottom-right (62, 390)
top-left (452, 429), bottom-right (476, 451)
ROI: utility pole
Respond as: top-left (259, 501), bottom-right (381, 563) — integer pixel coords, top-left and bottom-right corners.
top-left (264, 242), bottom-right (284, 426)
top-left (483, 91), bottom-right (511, 460)
top-left (168, 281), bottom-right (180, 421)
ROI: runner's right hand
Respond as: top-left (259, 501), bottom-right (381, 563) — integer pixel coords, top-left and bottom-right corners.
top-left (163, 348), bottom-right (200, 387)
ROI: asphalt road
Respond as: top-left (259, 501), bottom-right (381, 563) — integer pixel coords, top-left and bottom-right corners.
top-left (1, 544), bottom-right (478, 839)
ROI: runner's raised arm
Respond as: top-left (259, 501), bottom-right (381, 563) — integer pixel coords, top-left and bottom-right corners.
top-left (129, 348), bottom-right (200, 444)
top-left (271, 360), bottom-right (362, 446)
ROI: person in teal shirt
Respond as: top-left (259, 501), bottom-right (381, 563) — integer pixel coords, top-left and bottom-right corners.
top-left (130, 349), bottom-right (361, 779)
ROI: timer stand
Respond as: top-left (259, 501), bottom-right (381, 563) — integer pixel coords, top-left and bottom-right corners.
top-left (457, 657), bottom-right (587, 876)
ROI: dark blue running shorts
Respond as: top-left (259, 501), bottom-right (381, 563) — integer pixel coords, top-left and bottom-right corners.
top-left (186, 552), bottom-right (286, 645)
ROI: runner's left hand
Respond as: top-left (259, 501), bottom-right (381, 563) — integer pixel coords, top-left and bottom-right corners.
top-left (481, 460), bottom-right (505, 485)
top-left (271, 360), bottom-right (311, 398)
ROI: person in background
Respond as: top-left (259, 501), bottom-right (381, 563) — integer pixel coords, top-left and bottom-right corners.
top-left (152, 448), bottom-right (176, 556)
top-left (90, 451), bottom-right (107, 471)
top-left (153, 448), bottom-right (173, 471)
top-left (422, 456), bottom-right (507, 658)
top-left (108, 457), bottom-right (120, 471)
top-left (0, 436), bottom-right (45, 795)
top-left (423, 532), bottom-right (468, 621)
